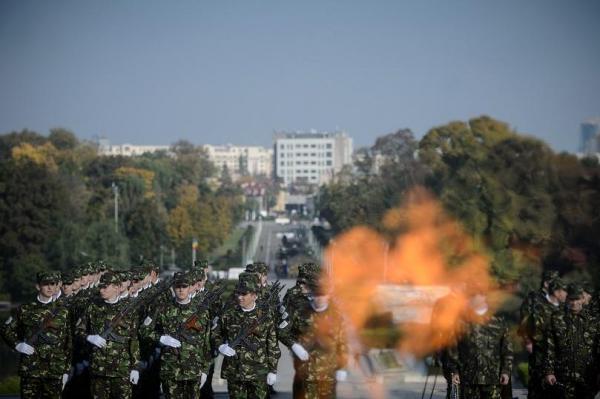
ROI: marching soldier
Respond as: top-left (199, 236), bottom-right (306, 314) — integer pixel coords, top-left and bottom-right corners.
top-left (216, 272), bottom-right (280, 399)
top-left (1, 271), bottom-right (71, 399)
top-left (143, 271), bottom-right (212, 398)
top-left (543, 284), bottom-right (600, 399)
top-left (447, 290), bottom-right (513, 399)
top-left (78, 271), bottom-right (142, 399)
top-left (287, 275), bottom-right (348, 399)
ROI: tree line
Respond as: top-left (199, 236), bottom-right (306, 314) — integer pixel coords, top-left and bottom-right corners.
top-left (0, 129), bottom-right (244, 301)
top-left (317, 116), bottom-right (600, 289)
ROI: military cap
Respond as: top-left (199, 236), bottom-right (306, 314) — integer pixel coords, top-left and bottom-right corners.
top-left (37, 271), bottom-right (60, 285)
top-left (190, 268), bottom-right (206, 282)
top-left (98, 272), bottom-right (121, 288)
top-left (306, 278), bottom-right (329, 296)
top-left (548, 278), bottom-right (567, 293)
top-left (141, 259), bottom-right (159, 273)
top-left (235, 272), bottom-right (260, 294)
top-left (173, 272), bottom-right (192, 287)
top-left (62, 270), bottom-right (76, 285)
top-left (194, 259), bottom-right (209, 269)
top-left (246, 262), bottom-right (268, 275)
top-left (542, 270), bottom-right (560, 283)
top-left (581, 281), bottom-right (595, 295)
top-left (81, 262), bottom-right (95, 276)
top-left (96, 260), bottom-right (108, 272)
top-left (567, 283), bottom-right (585, 300)
top-left (130, 268), bottom-right (146, 281)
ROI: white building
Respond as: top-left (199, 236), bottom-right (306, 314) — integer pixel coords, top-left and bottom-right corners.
top-left (203, 144), bottom-right (273, 179)
top-left (97, 138), bottom-right (169, 157)
top-left (274, 130), bottom-right (353, 185)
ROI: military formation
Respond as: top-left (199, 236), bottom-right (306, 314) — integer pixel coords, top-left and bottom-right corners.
top-left (0, 259), bottom-right (347, 399)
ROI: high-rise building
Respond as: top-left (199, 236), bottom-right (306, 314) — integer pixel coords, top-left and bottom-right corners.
top-left (273, 130), bottom-right (353, 186)
top-left (203, 144), bottom-right (273, 179)
top-left (580, 118), bottom-right (600, 155)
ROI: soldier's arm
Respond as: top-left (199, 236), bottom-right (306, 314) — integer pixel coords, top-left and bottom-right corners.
top-left (61, 307), bottom-right (73, 374)
top-left (129, 317), bottom-right (143, 370)
top-left (542, 315), bottom-right (556, 376)
top-left (266, 319), bottom-right (281, 374)
top-left (500, 319), bottom-right (513, 375)
top-left (0, 307), bottom-right (20, 348)
top-left (336, 314), bottom-right (349, 369)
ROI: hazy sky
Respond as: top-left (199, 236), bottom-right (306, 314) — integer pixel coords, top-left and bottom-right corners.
top-left (1, 0), bottom-right (599, 151)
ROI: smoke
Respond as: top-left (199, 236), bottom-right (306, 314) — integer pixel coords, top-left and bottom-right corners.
top-left (323, 187), bottom-right (503, 357)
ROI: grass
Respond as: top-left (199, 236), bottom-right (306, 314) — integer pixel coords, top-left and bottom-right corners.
top-left (0, 376), bottom-right (19, 394)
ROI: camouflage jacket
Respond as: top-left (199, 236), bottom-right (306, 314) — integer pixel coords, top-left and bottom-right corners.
top-left (518, 289), bottom-right (546, 341)
top-left (289, 302), bottom-right (348, 382)
top-left (447, 313), bottom-right (513, 385)
top-left (143, 296), bottom-right (212, 380)
top-left (1, 298), bottom-right (72, 378)
top-left (543, 309), bottom-right (600, 382)
top-left (216, 304), bottom-right (280, 381)
top-left (77, 296), bottom-right (142, 378)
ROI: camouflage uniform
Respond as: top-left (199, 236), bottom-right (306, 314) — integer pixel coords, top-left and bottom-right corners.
top-left (543, 286), bottom-right (600, 399)
top-left (217, 273), bottom-right (280, 399)
top-left (447, 311), bottom-right (513, 399)
top-left (144, 271), bottom-right (212, 399)
top-left (78, 273), bottom-right (142, 399)
top-left (1, 271), bottom-right (71, 399)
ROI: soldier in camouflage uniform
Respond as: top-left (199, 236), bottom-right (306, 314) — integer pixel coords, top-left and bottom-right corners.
top-left (1, 271), bottom-right (71, 399)
top-left (524, 278), bottom-right (567, 399)
top-left (286, 275), bottom-right (348, 399)
top-left (543, 284), bottom-right (600, 399)
top-left (78, 271), bottom-right (143, 399)
top-left (216, 272), bottom-right (280, 399)
top-left (142, 271), bottom-right (211, 398)
top-left (447, 291), bottom-right (513, 399)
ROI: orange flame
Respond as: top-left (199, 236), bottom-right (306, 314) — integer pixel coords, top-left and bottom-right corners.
top-left (323, 187), bottom-right (503, 357)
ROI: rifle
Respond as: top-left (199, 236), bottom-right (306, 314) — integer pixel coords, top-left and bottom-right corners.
top-left (229, 308), bottom-right (271, 352)
top-left (26, 305), bottom-right (62, 346)
top-left (449, 383), bottom-right (459, 399)
top-left (100, 278), bottom-right (173, 344)
top-left (175, 284), bottom-right (225, 344)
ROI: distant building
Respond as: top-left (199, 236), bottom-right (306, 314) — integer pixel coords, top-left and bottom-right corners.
top-left (580, 118), bottom-right (600, 155)
top-left (97, 138), bottom-right (169, 156)
top-left (273, 130), bottom-right (353, 186)
top-left (203, 144), bottom-right (273, 180)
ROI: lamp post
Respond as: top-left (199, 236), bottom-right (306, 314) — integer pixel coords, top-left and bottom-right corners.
top-left (111, 182), bottom-right (119, 234)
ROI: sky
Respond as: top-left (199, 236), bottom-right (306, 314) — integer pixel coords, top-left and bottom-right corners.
top-left (0, 0), bottom-right (599, 152)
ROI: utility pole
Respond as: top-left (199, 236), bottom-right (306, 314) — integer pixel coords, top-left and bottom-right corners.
top-left (112, 182), bottom-right (119, 234)
top-left (192, 238), bottom-right (198, 265)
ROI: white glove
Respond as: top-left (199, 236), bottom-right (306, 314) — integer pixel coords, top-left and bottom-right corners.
top-left (336, 369), bottom-right (348, 382)
top-left (291, 343), bottom-right (309, 361)
top-left (200, 372), bottom-right (208, 388)
top-left (267, 372), bottom-right (277, 386)
top-left (15, 342), bottom-right (35, 355)
top-left (279, 305), bottom-right (286, 313)
top-left (62, 373), bottom-right (69, 390)
top-left (86, 334), bottom-right (107, 348)
top-left (281, 312), bottom-right (289, 319)
top-left (218, 343), bottom-right (236, 357)
top-left (160, 335), bottom-right (182, 348)
top-left (130, 370), bottom-right (139, 385)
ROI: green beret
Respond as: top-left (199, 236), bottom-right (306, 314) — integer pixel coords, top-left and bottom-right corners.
top-left (235, 272), bottom-right (260, 294)
top-left (567, 283), bottom-right (585, 300)
top-left (37, 271), bottom-right (60, 285)
top-left (98, 272), bottom-right (121, 288)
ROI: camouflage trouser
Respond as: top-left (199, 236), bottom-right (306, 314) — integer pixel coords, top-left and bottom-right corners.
top-left (200, 361), bottom-right (215, 399)
top-left (554, 379), bottom-right (597, 399)
top-left (162, 379), bottom-right (201, 399)
top-left (459, 384), bottom-right (501, 399)
top-left (227, 379), bottom-right (268, 399)
top-left (305, 380), bottom-right (336, 399)
top-left (20, 376), bottom-right (62, 399)
top-left (90, 376), bottom-right (132, 399)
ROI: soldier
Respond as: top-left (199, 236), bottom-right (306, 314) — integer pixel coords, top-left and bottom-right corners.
top-left (525, 278), bottom-right (567, 399)
top-left (447, 290), bottom-right (513, 399)
top-left (216, 272), bottom-right (280, 399)
top-left (287, 276), bottom-right (348, 399)
top-left (78, 271), bottom-right (143, 399)
top-left (1, 271), bottom-right (71, 399)
top-left (543, 284), bottom-right (600, 399)
top-left (142, 271), bottom-right (211, 398)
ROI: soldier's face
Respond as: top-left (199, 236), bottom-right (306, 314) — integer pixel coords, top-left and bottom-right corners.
top-left (174, 285), bottom-right (191, 301)
top-left (260, 274), bottom-right (268, 286)
top-left (63, 284), bottom-right (74, 296)
top-left (37, 283), bottom-right (57, 299)
top-left (237, 292), bottom-right (257, 310)
top-left (120, 281), bottom-right (130, 293)
top-left (554, 289), bottom-right (567, 303)
top-left (582, 292), bottom-right (592, 305)
top-left (568, 296), bottom-right (585, 313)
top-left (100, 284), bottom-right (120, 300)
top-left (313, 295), bottom-right (329, 308)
